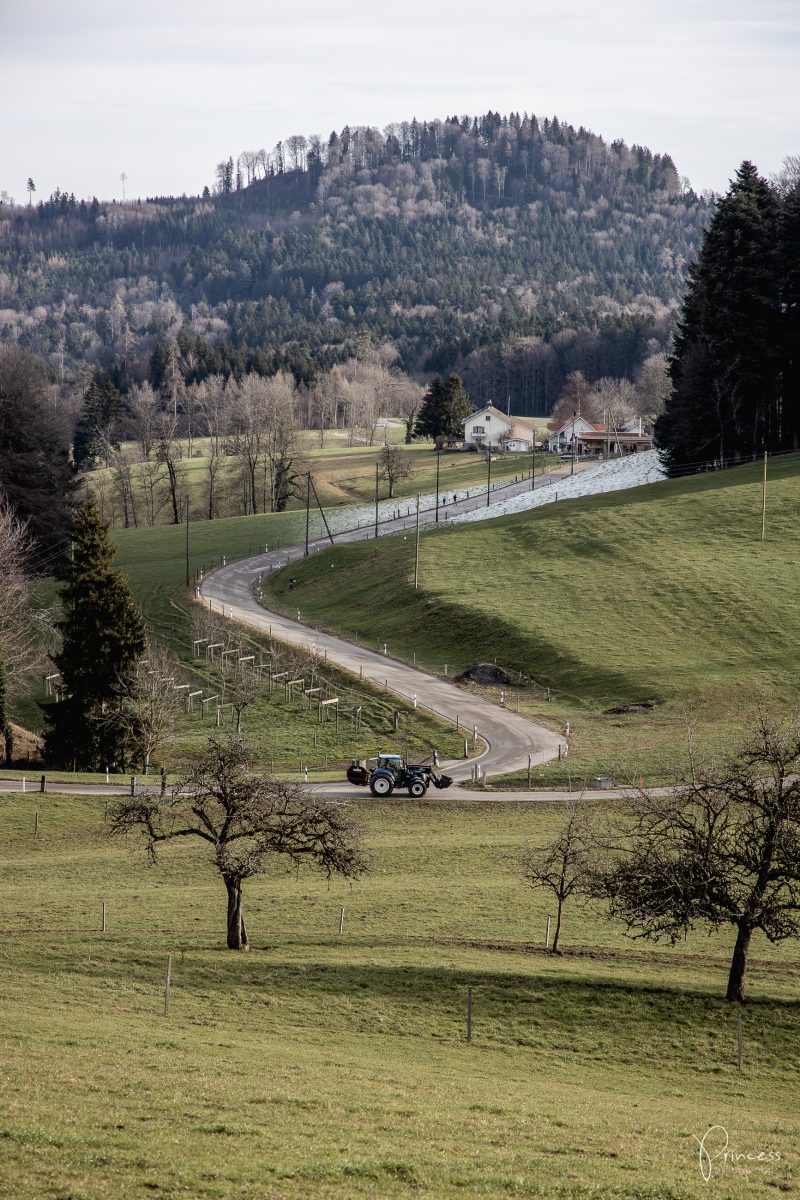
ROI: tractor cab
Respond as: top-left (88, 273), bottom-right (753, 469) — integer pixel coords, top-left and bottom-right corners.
top-left (345, 752), bottom-right (454, 799)
top-left (374, 754), bottom-right (403, 781)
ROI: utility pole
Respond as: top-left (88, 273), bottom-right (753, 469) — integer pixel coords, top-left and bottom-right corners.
top-left (760, 451), bottom-right (768, 542)
top-left (435, 450), bottom-right (441, 523)
top-left (304, 472), bottom-right (311, 557)
top-left (374, 461), bottom-right (379, 539)
top-left (184, 494), bottom-right (190, 586)
top-left (414, 494), bottom-right (421, 590)
top-left (530, 440), bottom-right (535, 491)
top-left (486, 452), bottom-right (492, 507)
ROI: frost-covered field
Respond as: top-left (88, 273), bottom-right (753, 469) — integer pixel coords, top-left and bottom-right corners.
top-left (451, 450), bottom-right (666, 524)
top-left (314, 478), bottom-right (495, 537)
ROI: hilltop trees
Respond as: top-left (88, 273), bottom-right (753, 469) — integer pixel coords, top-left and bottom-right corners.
top-left (0, 111), bottom-right (705, 411)
top-left (109, 735), bottom-right (367, 949)
top-left (655, 162), bottom-right (794, 472)
top-left (44, 497), bottom-right (146, 769)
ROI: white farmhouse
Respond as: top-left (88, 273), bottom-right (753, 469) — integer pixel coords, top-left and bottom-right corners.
top-left (462, 405), bottom-right (535, 451)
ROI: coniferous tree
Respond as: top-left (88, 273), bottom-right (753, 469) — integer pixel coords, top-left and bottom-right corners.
top-left (779, 184), bottom-right (800, 447)
top-left (73, 376), bottom-right (123, 469)
top-left (655, 162), bottom-right (783, 473)
top-left (0, 347), bottom-right (75, 550)
top-left (44, 498), bottom-right (146, 769)
top-left (413, 375), bottom-right (448, 439)
top-left (413, 374), bottom-right (472, 440)
top-left (442, 373), bottom-right (472, 437)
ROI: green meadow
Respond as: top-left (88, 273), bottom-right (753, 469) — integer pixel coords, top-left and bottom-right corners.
top-left (1, 790), bottom-right (796, 1198)
top-left (263, 455), bottom-right (800, 785)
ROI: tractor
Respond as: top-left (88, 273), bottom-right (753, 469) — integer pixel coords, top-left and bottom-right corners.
top-left (346, 753), bottom-right (453, 798)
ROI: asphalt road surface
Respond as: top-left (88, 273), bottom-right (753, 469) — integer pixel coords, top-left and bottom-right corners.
top-left (198, 468), bottom-right (573, 783)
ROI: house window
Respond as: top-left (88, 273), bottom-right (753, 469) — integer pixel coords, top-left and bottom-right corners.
top-left (485, 415), bottom-right (490, 422)
top-left (472, 426), bottom-right (485, 435)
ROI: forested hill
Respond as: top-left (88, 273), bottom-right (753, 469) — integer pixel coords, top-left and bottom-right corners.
top-left (0, 111), bottom-right (710, 413)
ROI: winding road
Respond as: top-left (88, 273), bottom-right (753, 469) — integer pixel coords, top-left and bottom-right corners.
top-left (198, 474), bottom-right (569, 790)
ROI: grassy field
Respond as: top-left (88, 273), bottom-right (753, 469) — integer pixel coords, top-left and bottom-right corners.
top-left (262, 455), bottom-right (800, 785)
top-left (0, 789), bottom-right (797, 1198)
top-left (87, 429), bottom-right (556, 528)
top-left (19, 505), bottom-right (465, 768)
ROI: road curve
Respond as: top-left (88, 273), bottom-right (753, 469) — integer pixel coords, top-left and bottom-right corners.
top-left (198, 502), bottom-right (566, 782)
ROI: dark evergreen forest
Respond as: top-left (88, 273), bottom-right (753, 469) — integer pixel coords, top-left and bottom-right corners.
top-left (0, 111), bottom-right (710, 414)
top-left (655, 162), bottom-right (800, 473)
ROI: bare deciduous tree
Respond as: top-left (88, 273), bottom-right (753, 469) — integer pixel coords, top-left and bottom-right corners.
top-left (109, 735), bottom-right (367, 949)
top-left (551, 371), bottom-right (596, 424)
top-left (0, 500), bottom-right (54, 700)
top-left (110, 449), bottom-right (139, 529)
top-left (218, 656), bottom-right (262, 735)
top-left (377, 446), bottom-right (414, 498)
top-left (129, 381), bottom-right (159, 460)
top-left (519, 798), bottom-right (594, 953)
top-left (154, 411), bottom-right (184, 524)
top-left (634, 353), bottom-right (671, 418)
top-left (116, 643), bottom-right (183, 772)
top-left (600, 705), bottom-right (800, 1002)
top-left (592, 377), bottom-right (638, 433)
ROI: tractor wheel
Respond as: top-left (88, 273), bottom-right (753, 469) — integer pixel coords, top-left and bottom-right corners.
top-left (408, 778), bottom-right (428, 799)
top-left (370, 774), bottom-right (394, 797)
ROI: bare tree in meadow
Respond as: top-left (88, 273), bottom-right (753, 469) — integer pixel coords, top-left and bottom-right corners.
top-left (377, 446), bottom-right (414, 498)
top-left (519, 798), bottom-right (595, 953)
top-left (129, 381), bottom-right (159, 460)
top-left (109, 735), bottom-right (367, 949)
top-left (600, 704), bottom-right (800, 1002)
top-left (154, 410), bottom-right (184, 524)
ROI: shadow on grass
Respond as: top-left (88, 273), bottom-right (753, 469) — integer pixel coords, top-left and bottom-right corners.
top-left (14, 940), bottom-right (800, 1076)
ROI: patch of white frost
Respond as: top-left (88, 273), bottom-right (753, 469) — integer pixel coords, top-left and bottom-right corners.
top-left (450, 450), bottom-right (666, 524)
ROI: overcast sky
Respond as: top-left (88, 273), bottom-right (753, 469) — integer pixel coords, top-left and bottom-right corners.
top-left (2, 0), bottom-right (798, 203)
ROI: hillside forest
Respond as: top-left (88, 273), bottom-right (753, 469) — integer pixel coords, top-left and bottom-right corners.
top-left (1, 111), bottom-right (710, 419)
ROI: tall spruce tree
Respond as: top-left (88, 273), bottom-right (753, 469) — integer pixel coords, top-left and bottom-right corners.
top-left (413, 375), bottom-right (448, 439)
top-left (413, 374), bottom-right (472, 440)
top-left (655, 162), bottom-right (783, 473)
top-left (442, 374), bottom-right (472, 437)
top-left (44, 498), bottom-right (146, 769)
top-left (0, 347), bottom-right (75, 551)
top-left (779, 183), bottom-right (800, 448)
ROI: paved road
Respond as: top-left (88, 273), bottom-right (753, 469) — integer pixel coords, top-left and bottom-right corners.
top-left (0, 777), bottom-right (630, 804)
top-left (197, 470), bottom-right (575, 782)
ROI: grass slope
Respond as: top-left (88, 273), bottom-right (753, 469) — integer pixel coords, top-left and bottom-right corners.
top-left (21, 507), bottom-right (464, 768)
top-left (263, 456), bottom-right (800, 783)
top-left (0, 790), bottom-right (797, 1198)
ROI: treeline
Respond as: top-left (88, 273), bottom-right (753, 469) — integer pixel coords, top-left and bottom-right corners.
top-left (78, 355), bottom-right (423, 529)
top-left (655, 162), bottom-right (800, 472)
top-left (0, 109), bottom-right (709, 410)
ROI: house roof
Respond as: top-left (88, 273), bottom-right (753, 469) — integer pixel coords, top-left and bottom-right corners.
top-left (547, 416), bottom-right (606, 434)
top-left (463, 404), bottom-right (512, 426)
top-left (576, 430), bottom-right (652, 443)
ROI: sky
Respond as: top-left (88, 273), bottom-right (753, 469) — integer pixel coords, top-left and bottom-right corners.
top-left (1, 0), bottom-right (798, 203)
